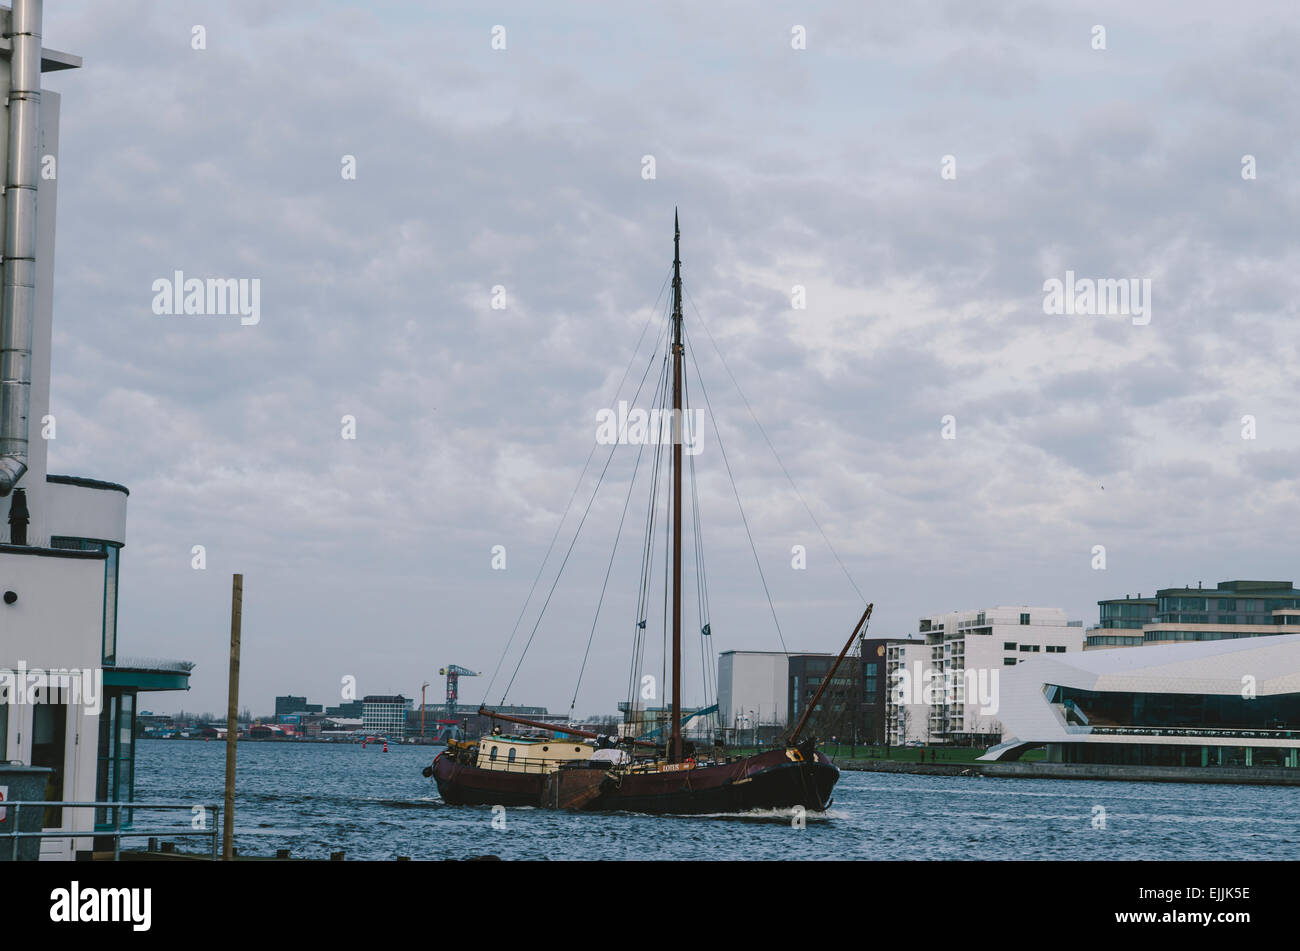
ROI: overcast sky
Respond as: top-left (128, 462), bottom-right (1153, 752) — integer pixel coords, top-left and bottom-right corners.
top-left (38, 1), bottom-right (1300, 718)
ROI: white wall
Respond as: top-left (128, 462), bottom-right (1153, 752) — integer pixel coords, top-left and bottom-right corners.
top-left (42, 481), bottom-right (128, 544)
top-left (718, 652), bottom-right (789, 728)
top-left (0, 73), bottom-right (114, 860)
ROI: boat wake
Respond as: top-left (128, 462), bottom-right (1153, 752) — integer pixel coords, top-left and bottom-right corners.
top-left (678, 806), bottom-right (846, 823)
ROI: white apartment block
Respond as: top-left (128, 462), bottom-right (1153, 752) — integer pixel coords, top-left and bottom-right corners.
top-left (885, 638), bottom-right (931, 745)
top-left (889, 607), bottom-right (1085, 746)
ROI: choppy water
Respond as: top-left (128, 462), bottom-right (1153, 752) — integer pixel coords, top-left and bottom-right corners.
top-left (134, 740), bottom-right (1300, 860)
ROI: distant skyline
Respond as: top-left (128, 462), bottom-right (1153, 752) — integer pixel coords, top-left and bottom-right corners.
top-left (38, 1), bottom-right (1300, 717)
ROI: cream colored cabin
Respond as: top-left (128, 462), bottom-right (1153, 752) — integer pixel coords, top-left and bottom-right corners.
top-left (476, 735), bottom-right (597, 774)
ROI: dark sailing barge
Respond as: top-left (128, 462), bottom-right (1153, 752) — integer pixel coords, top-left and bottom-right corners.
top-left (424, 213), bottom-right (871, 815)
top-left (427, 698), bottom-right (850, 814)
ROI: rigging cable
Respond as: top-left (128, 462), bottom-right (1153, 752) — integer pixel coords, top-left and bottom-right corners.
top-left (569, 330), bottom-right (673, 716)
top-left (684, 285), bottom-right (868, 607)
top-left (625, 319), bottom-right (673, 725)
top-left (497, 291), bottom-right (674, 706)
top-left (683, 362), bottom-right (718, 729)
top-left (683, 322), bottom-right (789, 655)
top-left (480, 265), bottom-right (673, 706)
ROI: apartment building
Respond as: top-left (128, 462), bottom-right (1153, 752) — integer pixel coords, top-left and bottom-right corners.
top-left (888, 607), bottom-right (1084, 746)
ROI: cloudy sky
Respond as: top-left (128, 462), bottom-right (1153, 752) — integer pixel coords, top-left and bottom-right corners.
top-left (37, 0), bottom-right (1300, 718)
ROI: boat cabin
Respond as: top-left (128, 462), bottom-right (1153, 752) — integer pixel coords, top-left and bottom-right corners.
top-left (475, 735), bottom-right (596, 774)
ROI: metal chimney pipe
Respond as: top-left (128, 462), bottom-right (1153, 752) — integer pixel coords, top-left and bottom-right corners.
top-left (0, 0), bottom-right (41, 496)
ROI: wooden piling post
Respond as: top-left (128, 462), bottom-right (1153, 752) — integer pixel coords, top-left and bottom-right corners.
top-left (222, 573), bottom-right (243, 861)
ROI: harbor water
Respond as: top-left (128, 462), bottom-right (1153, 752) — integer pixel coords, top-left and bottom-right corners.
top-left (135, 741), bottom-right (1300, 860)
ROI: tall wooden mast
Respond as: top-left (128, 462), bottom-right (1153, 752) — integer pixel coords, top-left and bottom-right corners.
top-left (669, 209), bottom-right (684, 763)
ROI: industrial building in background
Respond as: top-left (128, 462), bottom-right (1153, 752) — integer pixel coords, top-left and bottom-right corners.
top-left (361, 695), bottom-right (411, 738)
top-left (717, 636), bottom-right (913, 746)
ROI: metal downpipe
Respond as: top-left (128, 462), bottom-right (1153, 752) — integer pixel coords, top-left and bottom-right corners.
top-left (0, 0), bottom-right (41, 496)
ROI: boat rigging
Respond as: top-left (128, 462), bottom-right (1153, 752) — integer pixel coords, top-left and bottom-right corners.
top-left (423, 212), bottom-right (870, 814)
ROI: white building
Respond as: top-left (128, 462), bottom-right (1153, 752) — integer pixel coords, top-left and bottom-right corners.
top-left (362, 695), bottom-right (408, 738)
top-left (0, 2), bottom-right (192, 860)
top-left (884, 637), bottom-right (930, 745)
top-left (717, 651), bottom-right (791, 736)
top-left (891, 606), bottom-right (1084, 746)
top-left (982, 634), bottom-right (1300, 767)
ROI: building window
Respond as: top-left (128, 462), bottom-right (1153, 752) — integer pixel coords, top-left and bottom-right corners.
top-left (1003, 658), bottom-right (1017, 666)
top-left (1019, 645), bottom-right (1033, 652)
top-left (1020, 613), bottom-right (1030, 625)
top-left (103, 545), bottom-right (119, 663)
top-left (50, 536), bottom-right (121, 664)
top-left (1003, 642), bottom-right (1016, 650)
top-left (95, 690), bottom-right (136, 829)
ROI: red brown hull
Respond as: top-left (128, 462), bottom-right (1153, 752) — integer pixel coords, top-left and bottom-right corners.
top-left (430, 748), bottom-right (839, 815)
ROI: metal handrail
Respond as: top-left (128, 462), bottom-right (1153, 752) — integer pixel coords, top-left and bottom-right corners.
top-left (2, 800), bottom-right (222, 861)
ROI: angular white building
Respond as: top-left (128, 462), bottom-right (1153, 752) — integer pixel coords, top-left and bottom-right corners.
top-left (982, 633), bottom-right (1300, 768)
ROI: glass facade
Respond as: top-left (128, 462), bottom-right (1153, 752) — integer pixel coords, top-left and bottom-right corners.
top-left (1144, 629), bottom-right (1258, 643)
top-left (1050, 684), bottom-right (1300, 730)
top-left (94, 690), bottom-right (136, 828)
top-left (1100, 584), bottom-right (1300, 643)
top-left (1056, 742), bottom-right (1300, 767)
top-left (1098, 599), bottom-right (1157, 630)
top-left (1086, 634), bottom-right (1143, 647)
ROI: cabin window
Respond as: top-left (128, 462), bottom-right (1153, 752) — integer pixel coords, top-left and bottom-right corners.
top-left (507, 748), bottom-right (516, 764)
top-left (574, 747), bottom-right (581, 752)
top-left (489, 746), bottom-right (498, 761)
top-left (542, 746), bottom-right (549, 752)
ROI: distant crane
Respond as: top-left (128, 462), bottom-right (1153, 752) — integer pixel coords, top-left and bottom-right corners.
top-left (439, 665), bottom-right (479, 720)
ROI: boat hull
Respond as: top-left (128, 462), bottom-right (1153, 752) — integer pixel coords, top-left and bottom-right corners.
top-left (430, 748), bottom-right (838, 815)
